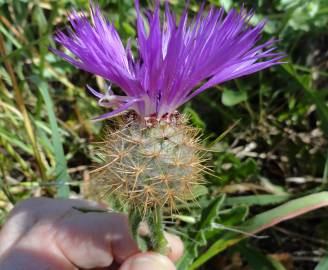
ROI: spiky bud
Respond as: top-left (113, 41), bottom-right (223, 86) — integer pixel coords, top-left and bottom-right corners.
top-left (91, 112), bottom-right (206, 215)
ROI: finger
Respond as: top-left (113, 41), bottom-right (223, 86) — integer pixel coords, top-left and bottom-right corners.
top-left (0, 197), bottom-right (104, 257)
top-left (0, 207), bottom-right (37, 256)
top-left (0, 223), bottom-right (76, 270)
top-left (0, 247), bottom-right (77, 270)
top-left (164, 232), bottom-right (184, 262)
top-left (0, 198), bottom-right (103, 254)
top-left (0, 198), bottom-right (52, 256)
top-left (54, 212), bottom-right (139, 269)
top-left (119, 253), bottom-right (176, 270)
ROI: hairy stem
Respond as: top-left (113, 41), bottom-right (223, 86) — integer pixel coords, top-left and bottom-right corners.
top-left (147, 207), bottom-right (168, 254)
top-left (129, 207), bottom-right (168, 254)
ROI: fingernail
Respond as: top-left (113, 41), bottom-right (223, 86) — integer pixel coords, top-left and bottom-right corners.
top-left (120, 253), bottom-right (176, 270)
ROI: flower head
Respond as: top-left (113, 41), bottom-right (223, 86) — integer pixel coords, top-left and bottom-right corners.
top-left (52, 1), bottom-right (283, 121)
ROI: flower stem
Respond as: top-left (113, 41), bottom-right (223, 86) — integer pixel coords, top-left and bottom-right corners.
top-left (147, 207), bottom-right (168, 254)
top-left (129, 207), bottom-right (168, 254)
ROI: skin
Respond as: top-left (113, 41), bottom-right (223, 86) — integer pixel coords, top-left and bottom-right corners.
top-left (0, 198), bottom-right (184, 270)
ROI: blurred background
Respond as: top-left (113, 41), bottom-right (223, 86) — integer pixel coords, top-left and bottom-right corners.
top-left (0, 0), bottom-right (328, 269)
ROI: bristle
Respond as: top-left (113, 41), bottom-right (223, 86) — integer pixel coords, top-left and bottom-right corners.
top-left (90, 113), bottom-right (207, 215)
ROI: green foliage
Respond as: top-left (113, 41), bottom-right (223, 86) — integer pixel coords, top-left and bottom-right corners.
top-left (188, 192), bottom-right (328, 269)
top-left (0, 0), bottom-right (327, 269)
top-left (237, 244), bottom-right (286, 270)
top-left (221, 88), bottom-right (248, 107)
top-left (39, 81), bottom-right (70, 198)
top-left (315, 253), bottom-right (328, 270)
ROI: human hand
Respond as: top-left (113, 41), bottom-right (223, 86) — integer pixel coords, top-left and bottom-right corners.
top-left (0, 198), bottom-right (183, 270)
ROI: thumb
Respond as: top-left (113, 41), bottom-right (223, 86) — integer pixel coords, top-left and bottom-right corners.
top-left (119, 253), bottom-right (176, 270)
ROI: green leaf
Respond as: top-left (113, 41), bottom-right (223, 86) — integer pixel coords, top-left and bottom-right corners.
top-left (238, 244), bottom-right (286, 270)
top-left (200, 194), bottom-right (227, 230)
top-left (0, 126), bottom-right (33, 155)
top-left (0, 23), bottom-right (21, 49)
top-left (177, 195), bottom-right (226, 270)
top-left (183, 106), bottom-right (206, 129)
top-left (224, 194), bottom-right (291, 207)
top-left (221, 89), bottom-right (248, 107)
top-left (189, 192), bottom-right (328, 269)
top-left (315, 253), bottom-right (328, 270)
top-left (180, 185), bottom-right (208, 201)
top-left (39, 82), bottom-right (70, 198)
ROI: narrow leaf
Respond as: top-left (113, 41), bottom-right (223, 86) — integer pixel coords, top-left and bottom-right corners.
top-left (224, 194), bottom-right (291, 207)
top-left (315, 253), bottom-right (328, 270)
top-left (39, 82), bottom-right (70, 198)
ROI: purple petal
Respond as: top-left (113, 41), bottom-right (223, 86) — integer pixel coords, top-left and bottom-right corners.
top-left (86, 84), bottom-right (104, 98)
top-left (91, 98), bottom-right (141, 121)
top-left (52, 1), bottom-right (284, 120)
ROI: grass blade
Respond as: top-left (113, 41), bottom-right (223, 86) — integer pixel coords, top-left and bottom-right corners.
top-left (39, 82), bottom-right (70, 198)
top-left (224, 194), bottom-right (291, 207)
top-left (315, 253), bottom-right (328, 270)
top-left (0, 33), bottom-right (46, 180)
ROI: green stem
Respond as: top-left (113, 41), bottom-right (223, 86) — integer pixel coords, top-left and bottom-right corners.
top-left (128, 207), bottom-right (168, 254)
top-left (147, 207), bottom-right (168, 254)
top-left (129, 208), bottom-right (142, 243)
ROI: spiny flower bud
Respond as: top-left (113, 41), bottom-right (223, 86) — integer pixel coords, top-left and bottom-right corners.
top-left (91, 112), bottom-right (206, 215)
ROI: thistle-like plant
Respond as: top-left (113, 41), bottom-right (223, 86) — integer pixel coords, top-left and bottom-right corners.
top-left (52, 0), bottom-right (283, 253)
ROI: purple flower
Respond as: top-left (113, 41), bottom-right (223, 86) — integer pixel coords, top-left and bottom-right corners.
top-left (52, 1), bottom-right (284, 121)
